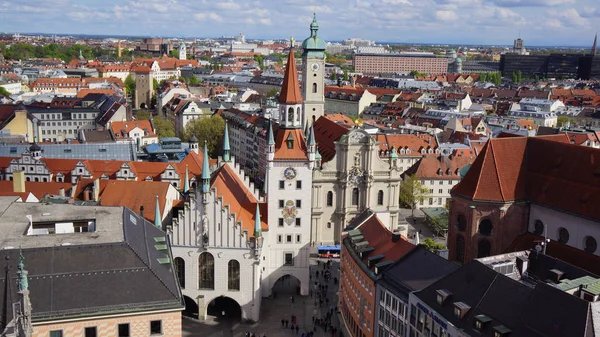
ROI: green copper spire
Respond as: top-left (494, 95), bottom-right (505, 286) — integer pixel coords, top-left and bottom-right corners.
top-left (315, 145), bottom-right (322, 160)
top-left (17, 249), bottom-right (28, 292)
top-left (201, 141), bottom-right (210, 193)
top-left (183, 165), bottom-right (189, 193)
top-left (267, 120), bottom-right (275, 146)
top-left (253, 204), bottom-right (262, 237)
top-left (154, 195), bottom-right (162, 229)
top-left (308, 124), bottom-right (316, 146)
top-left (223, 122), bottom-right (231, 162)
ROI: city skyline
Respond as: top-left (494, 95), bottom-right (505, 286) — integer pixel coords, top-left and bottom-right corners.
top-left (0, 0), bottom-right (598, 47)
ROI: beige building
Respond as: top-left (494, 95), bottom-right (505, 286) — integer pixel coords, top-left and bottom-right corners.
top-left (353, 53), bottom-right (448, 75)
top-left (324, 87), bottom-right (378, 117)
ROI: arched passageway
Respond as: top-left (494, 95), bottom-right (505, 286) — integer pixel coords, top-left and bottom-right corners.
top-left (182, 295), bottom-right (199, 318)
top-left (206, 296), bottom-right (242, 323)
top-left (272, 274), bottom-right (301, 298)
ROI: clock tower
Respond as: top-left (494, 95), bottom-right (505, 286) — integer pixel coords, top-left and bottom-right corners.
top-left (262, 47), bottom-right (314, 297)
top-left (301, 14), bottom-right (326, 128)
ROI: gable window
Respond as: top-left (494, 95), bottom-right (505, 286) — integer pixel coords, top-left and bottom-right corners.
top-left (150, 320), bottom-right (162, 335)
top-left (295, 218), bottom-right (301, 227)
top-left (286, 133), bottom-right (294, 149)
top-left (326, 191), bottom-right (333, 206)
top-left (286, 234), bottom-right (292, 243)
top-left (284, 252), bottom-right (294, 265)
top-left (377, 190), bottom-right (384, 205)
top-left (49, 331), bottom-right (63, 337)
top-left (278, 200), bottom-right (284, 208)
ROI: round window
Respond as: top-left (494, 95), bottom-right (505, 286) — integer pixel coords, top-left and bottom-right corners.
top-left (585, 236), bottom-right (597, 254)
top-left (533, 220), bottom-right (544, 236)
top-left (557, 227), bottom-right (570, 244)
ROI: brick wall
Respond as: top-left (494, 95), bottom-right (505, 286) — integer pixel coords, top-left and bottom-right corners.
top-left (33, 310), bottom-right (181, 337)
top-left (447, 196), bottom-right (529, 263)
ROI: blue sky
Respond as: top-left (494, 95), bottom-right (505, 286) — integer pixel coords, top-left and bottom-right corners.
top-left (0, 0), bottom-right (598, 46)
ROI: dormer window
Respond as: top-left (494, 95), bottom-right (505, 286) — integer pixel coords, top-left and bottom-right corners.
top-left (436, 289), bottom-right (452, 305)
top-left (453, 302), bottom-right (470, 319)
top-left (493, 325), bottom-right (511, 337)
top-left (286, 133), bottom-right (295, 149)
top-left (475, 314), bottom-right (492, 331)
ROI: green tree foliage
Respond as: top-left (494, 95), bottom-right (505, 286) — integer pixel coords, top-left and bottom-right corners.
top-left (135, 109), bottom-right (151, 120)
top-left (266, 88), bottom-right (279, 98)
top-left (171, 49), bottom-right (179, 59)
top-left (420, 238), bottom-right (446, 252)
top-left (399, 174), bottom-right (430, 216)
top-left (153, 78), bottom-right (159, 91)
top-left (487, 72), bottom-right (502, 86)
top-left (331, 72), bottom-right (338, 81)
top-left (479, 73), bottom-right (488, 83)
top-left (410, 70), bottom-right (428, 77)
top-left (253, 54), bottom-right (264, 69)
top-left (1, 43), bottom-right (109, 62)
top-left (188, 76), bottom-right (200, 86)
top-left (343, 70), bottom-right (349, 81)
top-left (153, 115), bottom-right (175, 138)
top-left (184, 114), bottom-right (225, 157)
top-left (0, 86), bottom-right (10, 97)
top-left (324, 52), bottom-right (346, 67)
top-left (124, 74), bottom-right (135, 97)
top-left (557, 115), bottom-right (574, 127)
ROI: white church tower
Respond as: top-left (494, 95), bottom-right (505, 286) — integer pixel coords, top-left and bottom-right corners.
top-left (301, 14), bottom-right (326, 128)
top-left (262, 47), bottom-right (314, 297)
top-left (179, 41), bottom-right (186, 60)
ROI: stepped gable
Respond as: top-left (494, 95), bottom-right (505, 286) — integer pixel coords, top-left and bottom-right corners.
top-left (210, 164), bottom-right (267, 237)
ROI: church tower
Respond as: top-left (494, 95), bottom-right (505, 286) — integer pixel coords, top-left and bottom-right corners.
top-left (179, 41), bottom-right (187, 60)
top-left (301, 14), bottom-right (326, 128)
top-left (262, 48), bottom-right (314, 297)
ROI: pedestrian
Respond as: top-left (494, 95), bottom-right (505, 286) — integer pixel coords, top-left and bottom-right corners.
top-left (296, 325), bottom-right (299, 334)
top-left (285, 319), bottom-right (289, 328)
top-left (281, 319), bottom-right (285, 327)
top-left (291, 295), bottom-right (295, 304)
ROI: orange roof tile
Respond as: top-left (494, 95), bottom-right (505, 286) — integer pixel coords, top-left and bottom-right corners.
top-left (98, 180), bottom-right (171, 224)
top-left (404, 154), bottom-right (475, 180)
top-left (274, 129), bottom-right (308, 161)
top-left (313, 116), bottom-right (350, 163)
top-left (278, 50), bottom-right (302, 105)
top-left (110, 120), bottom-right (156, 138)
top-left (210, 164), bottom-right (267, 236)
top-left (0, 181), bottom-right (74, 199)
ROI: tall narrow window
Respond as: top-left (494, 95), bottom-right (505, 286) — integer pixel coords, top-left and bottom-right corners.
top-left (287, 107), bottom-right (294, 122)
top-left (326, 191), bottom-right (333, 206)
top-left (228, 259), bottom-right (240, 291)
top-left (377, 190), bottom-right (384, 205)
top-left (199, 252), bottom-right (215, 289)
top-left (312, 83), bottom-right (317, 93)
top-left (352, 188), bottom-right (359, 206)
top-left (174, 257), bottom-right (185, 289)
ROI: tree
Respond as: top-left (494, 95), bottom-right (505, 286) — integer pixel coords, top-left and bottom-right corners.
top-left (124, 74), bottom-right (135, 97)
top-left (557, 115), bottom-right (571, 127)
top-left (331, 72), bottom-right (337, 81)
top-left (265, 88), bottom-right (279, 98)
top-left (479, 72), bottom-right (488, 83)
top-left (188, 76), bottom-right (200, 86)
top-left (420, 238), bottom-right (446, 252)
top-left (399, 174), bottom-right (430, 216)
top-left (0, 86), bottom-right (10, 97)
top-left (153, 115), bottom-right (175, 138)
top-left (511, 71), bottom-right (517, 83)
top-left (135, 109), bottom-right (151, 120)
top-left (253, 54), bottom-right (264, 69)
top-left (343, 70), bottom-right (349, 81)
top-left (171, 49), bottom-right (179, 59)
top-left (184, 114), bottom-right (225, 157)
top-left (516, 71), bottom-right (523, 84)
top-left (153, 78), bottom-right (159, 91)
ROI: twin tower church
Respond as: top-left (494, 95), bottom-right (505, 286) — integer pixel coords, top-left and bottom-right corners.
top-left (168, 15), bottom-right (328, 322)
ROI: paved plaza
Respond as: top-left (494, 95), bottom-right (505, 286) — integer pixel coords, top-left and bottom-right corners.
top-left (183, 257), bottom-right (344, 337)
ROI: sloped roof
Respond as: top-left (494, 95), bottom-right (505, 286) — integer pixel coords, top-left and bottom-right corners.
top-left (278, 50), bottom-right (302, 105)
top-left (404, 154), bottom-right (475, 180)
top-left (110, 120), bottom-right (156, 138)
top-left (274, 129), bottom-right (308, 160)
top-left (210, 164), bottom-right (267, 236)
top-left (0, 181), bottom-right (73, 199)
top-left (98, 180), bottom-right (171, 224)
top-left (313, 115), bottom-right (351, 162)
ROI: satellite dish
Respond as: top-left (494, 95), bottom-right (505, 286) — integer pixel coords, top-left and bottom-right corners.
top-left (535, 244), bottom-right (542, 253)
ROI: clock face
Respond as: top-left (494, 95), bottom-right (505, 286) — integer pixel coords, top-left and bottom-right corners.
top-left (311, 63), bottom-right (320, 72)
top-left (284, 167), bottom-right (297, 180)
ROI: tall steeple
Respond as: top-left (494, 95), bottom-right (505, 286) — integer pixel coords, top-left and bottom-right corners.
top-left (201, 141), bottom-right (211, 195)
top-left (223, 122), bottom-right (231, 162)
top-left (154, 195), bottom-right (161, 229)
top-left (15, 251), bottom-right (33, 337)
top-left (266, 120), bottom-right (275, 163)
top-left (253, 204), bottom-right (262, 238)
top-left (593, 33), bottom-right (598, 57)
top-left (278, 42), bottom-right (303, 129)
top-left (183, 165), bottom-right (189, 193)
top-left (301, 13), bottom-right (326, 129)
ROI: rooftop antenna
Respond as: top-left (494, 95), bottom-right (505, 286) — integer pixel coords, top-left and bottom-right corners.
top-left (518, 29), bottom-right (521, 39)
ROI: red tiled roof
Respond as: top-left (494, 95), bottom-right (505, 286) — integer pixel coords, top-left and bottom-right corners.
top-left (278, 50), bottom-right (302, 105)
top-left (313, 115), bottom-right (350, 163)
top-left (110, 120), bottom-right (156, 138)
top-left (274, 129), bottom-right (308, 160)
top-left (404, 154), bottom-right (475, 180)
top-left (98, 180), bottom-right (171, 224)
top-left (0, 181), bottom-right (73, 199)
top-left (210, 164), bottom-right (267, 237)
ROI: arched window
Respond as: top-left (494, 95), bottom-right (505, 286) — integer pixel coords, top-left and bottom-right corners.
top-left (228, 260), bottom-right (240, 291)
top-left (312, 83), bottom-right (317, 93)
top-left (557, 227), bottom-right (570, 244)
top-left (455, 235), bottom-right (465, 264)
top-left (297, 107), bottom-right (301, 121)
top-left (199, 252), bottom-right (214, 289)
top-left (326, 191), bottom-right (333, 207)
top-left (533, 220), bottom-right (544, 236)
top-left (287, 107), bottom-right (294, 122)
top-left (174, 257), bottom-right (185, 289)
top-left (457, 214), bottom-right (467, 232)
top-left (478, 219), bottom-right (493, 236)
top-left (585, 236), bottom-right (597, 254)
top-left (377, 190), bottom-right (384, 206)
top-left (477, 239), bottom-right (491, 258)
top-left (352, 188), bottom-right (359, 206)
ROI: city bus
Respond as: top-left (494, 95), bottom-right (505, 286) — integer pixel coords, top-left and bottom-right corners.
top-left (317, 245), bottom-right (341, 258)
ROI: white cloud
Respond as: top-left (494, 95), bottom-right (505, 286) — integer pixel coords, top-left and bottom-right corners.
top-left (435, 10), bottom-right (455, 21)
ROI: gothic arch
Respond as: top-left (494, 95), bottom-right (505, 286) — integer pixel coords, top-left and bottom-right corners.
top-left (478, 218), bottom-right (493, 236)
top-left (287, 107), bottom-right (294, 122)
top-left (174, 257), bottom-right (185, 289)
top-left (199, 252), bottom-right (215, 289)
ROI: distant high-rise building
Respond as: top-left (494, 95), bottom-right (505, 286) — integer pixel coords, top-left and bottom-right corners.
top-left (179, 41), bottom-right (186, 60)
top-left (513, 38), bottom-right (527, 55)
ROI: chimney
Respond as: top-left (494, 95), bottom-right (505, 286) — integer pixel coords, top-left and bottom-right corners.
top-left (93, 178), bottom-right (100, 201)
top-left (13, 171), bottom-right (26, 193)
top-left (83, 189), bottom-right (90, 201)
top-left (392, 233), bottom-right (401, 242)
top-left (59, 188), bottom-right (65, 197)
top-left (140, 205), bottom-right (145, 218)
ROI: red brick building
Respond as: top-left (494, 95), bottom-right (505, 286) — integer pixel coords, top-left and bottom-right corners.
top-left (446, 133), bottom-right (600, 264)
top-left (340, 210), bottom-right (414, 337)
